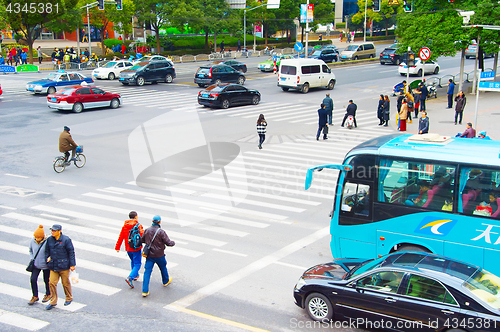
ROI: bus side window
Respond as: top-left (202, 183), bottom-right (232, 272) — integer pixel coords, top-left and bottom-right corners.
top-left (460, 168), bottom-right (500, 218)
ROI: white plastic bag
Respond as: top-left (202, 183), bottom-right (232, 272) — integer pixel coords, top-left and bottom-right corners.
top-left (70, 270), bottom-right (79, 284)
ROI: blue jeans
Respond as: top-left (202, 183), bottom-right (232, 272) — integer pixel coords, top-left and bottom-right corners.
top-left (127, 250), bottom-right (142, 280)
top-left (327, 110), bottom-right (333, 125)
top-left (142, 255), bottom-right (170, 293)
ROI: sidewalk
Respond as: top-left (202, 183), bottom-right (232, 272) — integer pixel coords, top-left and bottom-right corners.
top-left (393, 80), bottom-right (500, 140)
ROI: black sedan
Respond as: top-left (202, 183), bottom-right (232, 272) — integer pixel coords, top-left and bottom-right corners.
top-left (294, 251), bottom-right (500, 331)
top-left (194, 64), bottom-right (246, 88)
top-left (198, 83), bottom-right (260, 109)
top-left (220, 60), bottom-right (247, 73)
top-left (380, 47), bottom-right (403, 65)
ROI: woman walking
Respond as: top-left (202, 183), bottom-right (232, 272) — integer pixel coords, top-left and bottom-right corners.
top-left (405, 92), bottom-right (414, 123)
top-left (413, 88), bottom-right (421, 119)
top-left (377, 94), bottom-right (385, 125)
top-left (383, 95), bottom-right (390, 127)
top-left (257, 114), bottom-right (267, 149)
top-left (454, 91), bottom-right (466, 125)
top-left (28, 225), bottom-right (51, 305)
top-left (399, 98), bottom-right (408, 131)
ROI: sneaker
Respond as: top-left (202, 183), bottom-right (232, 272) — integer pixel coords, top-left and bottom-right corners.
top-left (163, 277), bottom-right (172, 287)
top-left (323, 137), bottom-right (328, 140)
top-left (384, 124), bottom-right (388, 127)
top-left (142, 292), bottom-right (149, 297)
top-left (42, 295), bottom-right (51, 303)
top-left (133, 277), bottom-right (139, 281)
top-left (64, 300), bottom-right (72, 306)
top-left (316, 137), bottom-right (319, 141)
top-left (46, 304), bottom-right (56, 310)
top-left (70, 157), bottom-right (77, 161)
top-left (28, 296), bottom-right (39, 305)
top-left (125, 277), bottom-right (134, 289)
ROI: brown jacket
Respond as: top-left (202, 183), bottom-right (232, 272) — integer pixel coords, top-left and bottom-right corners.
top-left (141, 225), bottom-right (175, 258)
top-left (399, 103), bottom-right (408, 120)
top-left (59, 131), bottom-right (77, 153)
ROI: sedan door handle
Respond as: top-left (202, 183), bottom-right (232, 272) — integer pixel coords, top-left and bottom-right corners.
top-left (441, 310), bottom-right (455, 315)
top-left (385, 297), bottom-right (397, 303)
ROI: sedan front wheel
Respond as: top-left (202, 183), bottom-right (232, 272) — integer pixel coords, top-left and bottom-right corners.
top-left (221, 99), bottom-right (230, 109)
top-left (252, 95), bottom-right (260, 105)
top-left (305, 293), bottom-right (333, 322)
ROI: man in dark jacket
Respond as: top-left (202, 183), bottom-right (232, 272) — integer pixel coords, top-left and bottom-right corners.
top-left (341, 100), bottom-right (357, 128)
top-left (45, 224), bottom-right (76, 310)
top-left (459, 122), bottom-right (476, 138)
top-left (141, 215), bottom-right (175, 297)
top-left (454, 91), bottom-right (466, 125)
top-left (419, 83), bottom-right (428, 111)
top-left (59, 126), bottom-right (79, 162)
top-left (316, 103), bottom-right (329, 140)
top-left (322, 93), bottom-right (334, 125)
top-left (418, 111), bottom-right (429, 134)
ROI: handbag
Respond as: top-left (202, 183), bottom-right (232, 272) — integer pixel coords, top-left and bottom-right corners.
top-left (142, 228), bottom-right (160, 258)
top-left (27, 240), bottom-right (45, 272)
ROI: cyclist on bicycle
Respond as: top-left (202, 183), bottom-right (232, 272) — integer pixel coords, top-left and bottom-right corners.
top-left (59, 126), bottom-right (79, 163)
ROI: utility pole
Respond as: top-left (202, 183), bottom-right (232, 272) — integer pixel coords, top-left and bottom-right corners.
top-left (363, 0), bottom-right (367, 42)
top-left (80, 2), bottom-right (98, 59)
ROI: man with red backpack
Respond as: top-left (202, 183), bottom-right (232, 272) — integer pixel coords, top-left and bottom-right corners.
top-left (115, 211), bottom-right (144, 289)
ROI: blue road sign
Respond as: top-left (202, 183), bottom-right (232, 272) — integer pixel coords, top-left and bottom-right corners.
top-left (294, 42), bottom-right (303, 52)
top-left (480, 71), bottom-right (495, 79)
top-left (478, 81), bottom-right (500, 92)
top-left (273, 55), bottom-right (277, 62)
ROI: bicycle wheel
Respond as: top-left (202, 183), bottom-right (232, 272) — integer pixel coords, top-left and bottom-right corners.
top-left (53, 157), bottom-right (66, 173)
top-left (74, 154), bottom-right (86, 168)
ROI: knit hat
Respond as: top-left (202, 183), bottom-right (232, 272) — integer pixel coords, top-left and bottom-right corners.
top-left (64, 126), bottom-right (70, 132)
top-left (33, 225), bottom-right (45, 239)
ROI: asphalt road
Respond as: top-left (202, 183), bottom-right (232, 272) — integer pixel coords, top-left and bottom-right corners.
top-left (0, 51), bottom-right (498, 332)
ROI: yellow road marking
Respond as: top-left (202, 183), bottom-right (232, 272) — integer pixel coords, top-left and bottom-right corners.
top-left (166, 305), bottom-right (270, 332)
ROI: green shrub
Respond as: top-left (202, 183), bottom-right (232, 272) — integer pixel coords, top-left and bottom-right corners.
top-left (103, 39), bottom-right (123, 49)
top-left (336, 23), bottom-right (346, 28)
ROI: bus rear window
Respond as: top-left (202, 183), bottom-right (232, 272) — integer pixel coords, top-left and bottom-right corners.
top-left (378, 158), bottom-right (456, 211)
top-left (280, 65), bottom-right (296, 75)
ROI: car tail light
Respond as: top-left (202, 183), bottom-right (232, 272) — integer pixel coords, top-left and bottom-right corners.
top-left (390, 54), bottom-right (395, 57)
top-left (198, 91), bottom-right (202, 96)
top-left (297, 76), bottom-right (300, 84)
top-left (209, 93), bottom-right (219, 98)
top-left (208, 68), bottom-right (212, 78)
top-left (380, 53), bottom-right (383, 57)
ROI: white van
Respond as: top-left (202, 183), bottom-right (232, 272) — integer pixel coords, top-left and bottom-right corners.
top-left (278, 59), bottom-right (336, 93)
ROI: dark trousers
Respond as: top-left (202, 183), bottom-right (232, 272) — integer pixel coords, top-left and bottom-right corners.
top-left (327, 110), bottom-right (333, 125)
top-left (455, 111), bottom-right (463, 124)
top-left (38, 57), bottom-right (43, 64)
top-left (420, 98), bottom-right (426, 111)
top-left (448, 94), bottom-right (453, 108)
top-left (316, 125), bottom-right (328, 139)
top-left (258, 134), bottom-right (265, 146)
top-left (31, 268), bottom-right (50, 297)
top-left (341, 114), bottom-right (357, 127)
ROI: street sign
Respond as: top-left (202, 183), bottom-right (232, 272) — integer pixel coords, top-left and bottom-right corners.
top-left (480, 71), bottom-right (496, 80)
top-left (478, 81), bottom-right (500, 92)
top-left (273, 55), bottom-right (277, 62)
top-left (294, 42), bottom-right (303, 52)
top-left (419, 47), bottom-right (431, 61)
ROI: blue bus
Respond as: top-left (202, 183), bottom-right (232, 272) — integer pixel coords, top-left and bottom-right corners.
top-left (305, 133), bottom-right (500, 276)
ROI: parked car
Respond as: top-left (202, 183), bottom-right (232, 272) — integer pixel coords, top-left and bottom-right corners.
top-left (26, 70), bottom-right (93, 94)
top-left (380, 47), bottom-right (403, 65)
top-left (294, 251), bottom-right (500, 331)
top-left (310, 48), bottom-right (339, 63)
top-left (92, 60), bottom-right (134, 80)
top-left (465, 44), bottom-right (495, 59)
top-left (47, 85), bottom-right (121, 113)
top-left (197, 83), bottom-right (260, 109)
top-left (258, 54), bottom-right (294, 72)
top-left (398, 58), bottom-right (440, 76)
top-left (340, 42), bottom-right (376, 61)
top-left (194, 64), bottom-right (245, 87)
top-left (119, 60), bottom-right (176, 86)
top-left (133, 55), bottom-right (173, 65)
top-left (278, 59), bottom-right (336, 93)
top-left (218, 60), bottom-right (247, 73)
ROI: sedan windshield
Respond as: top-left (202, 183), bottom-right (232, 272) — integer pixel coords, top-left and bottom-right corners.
top-left (103, 61), bottom-right (117, 68)
top-left (464, 269), bottom-right (500, 309)
top-left (128, 64), bottom-right (146, 70)
top-left (46, 73), bottom-right (58, 80)
top-left (345, 45), bottom-right (359, 51)
top-left (311, 50), bottom-right (322, 56)
top-left (345, 258), bottom-right (378, 280)
top-left (58, 89), bottom-right (76, 96)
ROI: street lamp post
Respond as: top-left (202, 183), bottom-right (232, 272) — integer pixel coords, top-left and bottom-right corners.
top-left (243, 3), bottom-right (267, 54)
top-left (80, 2), bottom-right (98, 59)
top-left (363, 0), bottom-right (367, 42)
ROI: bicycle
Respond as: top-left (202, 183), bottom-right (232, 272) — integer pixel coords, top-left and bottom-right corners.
top-left (53, 146), bottom-right (86, 173)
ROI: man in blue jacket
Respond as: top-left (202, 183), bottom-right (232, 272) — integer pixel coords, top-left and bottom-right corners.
top-left (419, 83), bottom-right (428, 112)
top-left (45, 224), bottom-right (76, 310)
top-left (316, 103), bottom-right (329, 140)
top-left (447, 79), bottom-right (455, 109)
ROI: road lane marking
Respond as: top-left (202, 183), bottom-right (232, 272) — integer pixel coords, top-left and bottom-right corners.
top-left (0, 308), bottom-right (49, 331)
top-left (49, 181), bottom-right (76, 186)
top-left (212, 248), bottom-right (248, 257)
top-left (273, 261), bottom-right (308, 270)
top-left (4, 173), bottom-right (29, 178)
top-left (166, 226), bottom-right (329, 308)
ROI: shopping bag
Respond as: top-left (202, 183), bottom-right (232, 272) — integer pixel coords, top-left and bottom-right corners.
top-left (70, 270), bottom-right (79, 284)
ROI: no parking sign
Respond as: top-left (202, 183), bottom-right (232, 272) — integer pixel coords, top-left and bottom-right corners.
top-left (419, 47), bottom-right (431, 61)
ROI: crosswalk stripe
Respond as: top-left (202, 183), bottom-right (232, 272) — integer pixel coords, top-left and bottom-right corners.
top-left (237, 105), bottom-right (307, 118)
top-left (32, 204), bottom-right (248, 238)
top-left (2, 213), bottom-right (204, 257)
top-left (199, 102), bottom-right (281, 116)
top-left (0, 240), bottom-right (135, 280)
top-left (0, 225), bottom-right (178, 268)
top-left (0, 259), bottom-right (121, 296)
top-left (0, 308), bottom-right (50, 331)
top-left (0, 282), bottom-right (86, 312)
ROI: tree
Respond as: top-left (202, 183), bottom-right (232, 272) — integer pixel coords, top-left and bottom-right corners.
top-left (375, 0), bottom-right (403, 36)
top-left (2, 0), bottom-right (79, 63)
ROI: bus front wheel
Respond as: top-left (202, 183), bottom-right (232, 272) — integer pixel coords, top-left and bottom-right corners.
top-left (395, 244), bottom-right (430, 253)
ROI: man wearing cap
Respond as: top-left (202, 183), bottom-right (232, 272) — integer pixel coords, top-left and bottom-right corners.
top-left (478, 131), bottom-right (491, 140)
top-left (459, 122), bottom-right (476, 138)
top-left (140, 215), bottom-right (175, 297)
top-left (59, 126), bottom-right (79, 163)
top-left (45, 224), bottom-right (76, 310)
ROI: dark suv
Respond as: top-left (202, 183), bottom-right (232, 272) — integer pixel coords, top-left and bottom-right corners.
top-left (119, 61), bottom-right (176, 86)
top-left (310, 48), bottom-right (339, 63)
top-left (379, 47), bottom-right (402, 65)
top-left (194, 64), bottom-right (246, 88)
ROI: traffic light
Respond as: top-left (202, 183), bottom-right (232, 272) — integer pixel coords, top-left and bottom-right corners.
top-left (407, 52), bottom-right (415, 66)
top-left (98, 0), bottom-right (104, 10)
top-left (403, 0), bottom-right (412, 12)
top-left (373, 0), bottom-right (380, 12)
top-left (115, 0), bottom-right (122, 10)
